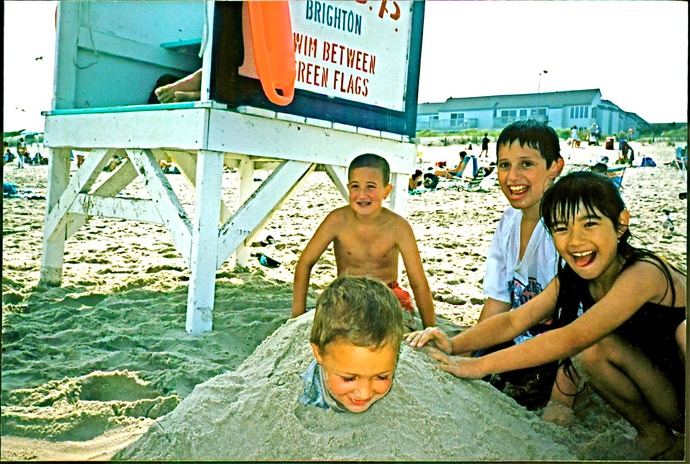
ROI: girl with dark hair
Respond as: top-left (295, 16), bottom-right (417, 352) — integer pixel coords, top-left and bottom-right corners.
top-left (407, 170), bottom-right (686, 460)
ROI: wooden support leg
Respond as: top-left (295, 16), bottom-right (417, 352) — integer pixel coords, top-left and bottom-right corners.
top-left (324, 164), bottom-right (349, 201)
top-left (235, 155), bottom-right (255, 267)
top-left (38, 148), bottom-right (71, 288)
top-left (388, 172), bottom-right (408, 216)
top-left (186, 149), bottom-right (224, 334)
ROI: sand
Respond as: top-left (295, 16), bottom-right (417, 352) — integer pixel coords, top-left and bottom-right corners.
top-left (1, 139), bottom-right (686, 460)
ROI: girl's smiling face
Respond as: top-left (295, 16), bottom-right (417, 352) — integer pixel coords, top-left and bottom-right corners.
top-left (347, 167), bottom-right (392, 218)
top-left (311, 339), bottom-right (398, 413)
top-left (550, 204), bottom-right (630, 282)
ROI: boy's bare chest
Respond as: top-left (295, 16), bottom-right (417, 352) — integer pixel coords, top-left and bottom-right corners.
top-left (334, 223), bottom-right (397, 260)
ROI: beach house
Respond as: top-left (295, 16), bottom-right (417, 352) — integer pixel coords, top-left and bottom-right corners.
top-left (417, 88), bottom-right (649, 136)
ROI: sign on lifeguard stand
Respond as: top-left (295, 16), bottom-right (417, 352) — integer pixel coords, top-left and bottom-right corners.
top-left (40, 0), bottom-right (424, 333)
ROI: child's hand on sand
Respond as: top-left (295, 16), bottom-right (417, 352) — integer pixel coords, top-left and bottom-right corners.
top-left (405, 327), bottom-right (452, 354)
top-left (425, 346), bottom-right (486, 379)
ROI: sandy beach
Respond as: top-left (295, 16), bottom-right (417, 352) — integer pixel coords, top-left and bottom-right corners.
top-left (1, 139), bottom-right (686, 460)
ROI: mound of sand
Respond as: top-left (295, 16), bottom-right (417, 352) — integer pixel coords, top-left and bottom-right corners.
top-left (116, 312), bottom-right (643, 461)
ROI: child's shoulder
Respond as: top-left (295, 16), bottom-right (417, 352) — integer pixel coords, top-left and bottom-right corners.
top-left (498, 206), bottom-right (521, 225)
top-left (383, 207), bottom-right (412, 226)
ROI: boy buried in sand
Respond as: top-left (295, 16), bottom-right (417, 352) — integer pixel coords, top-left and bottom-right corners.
top-left (291, 153), bottom-right (436, 330)
top-left (300, 276), bottom-right (404, 413)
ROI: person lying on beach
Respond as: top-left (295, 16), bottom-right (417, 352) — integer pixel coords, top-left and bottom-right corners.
top-left (154, 69), bottom-right (202, 103)
top-left (292, 153), bottom-right (436, 330)
top-left (299, 276), bottom-right (404, 413)
top-left (406, 170), bottom-right (687, 460)
top-left (434, 151), bottom-right (470, 179)
top-left (450, 120), bottom-right (575, 421)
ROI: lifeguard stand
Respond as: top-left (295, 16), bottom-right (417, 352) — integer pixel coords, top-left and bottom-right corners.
top-left (40, 0), bottom-right (424, 333)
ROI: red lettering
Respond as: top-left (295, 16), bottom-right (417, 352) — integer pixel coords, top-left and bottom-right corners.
top-left (297, 61), bottom-right (329, 87)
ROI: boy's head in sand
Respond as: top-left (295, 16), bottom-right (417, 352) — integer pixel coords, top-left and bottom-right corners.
top-left (346, 153), bottom-right (393, 217)
top-left (310, 276), bottom-right (404, 413)
top-left (496, 119), bottom-right (564, 219)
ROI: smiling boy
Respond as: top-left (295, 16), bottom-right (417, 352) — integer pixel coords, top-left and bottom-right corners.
top-left (292, 153), bottom-right (436, 330)
top-left (471, 120), bottom-right (568, 413)
top-left (300, 276), bottom-right (404, 413)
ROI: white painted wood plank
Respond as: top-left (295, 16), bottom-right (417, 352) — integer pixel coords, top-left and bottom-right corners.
top-left (323, 164), bottom-right (349, 201)
top-left (44, 109), bottom-right (209, 149)
top-left (44, 109), bottom-right (417, 175)
top-left (163, 149), bottom-right (233, 225)
top-left (77, 27), bottom-right (200, 72)
top-left (70, 195), bottom-right (164, 224)
top-left (388, 172), bottom-right (408, 217)
top-left (125, 149), bottom-right (192, 267)
top-left (65, 150), bottom-right (137, 239)
top-left (217, 160), bottom-right (314, 264)
top-left (44, 148), bottom-right (114, 241)
top-left (205, 110), bottom-right (417, 174)
top-left (234, 155), bottom-right (256, 267)
top-left (186, 149), bottom-right (224, 334)
top-left (38, 148), bottom-right (72, 288)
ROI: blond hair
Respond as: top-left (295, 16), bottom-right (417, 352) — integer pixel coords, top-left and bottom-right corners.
top-left (310, 276), bottom-right (403, 354)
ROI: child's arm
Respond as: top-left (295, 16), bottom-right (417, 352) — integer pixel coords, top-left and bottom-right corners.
top-left (291, 212), bottom-right (339, 318)
top-left (476, 298), bottom-right (512, 324)
top-left (409, 277), bottom-right (559, 353)
top-left (429, 261), bottom-right (674, 379)
top-left (397, 218), bottom-right (436, 328)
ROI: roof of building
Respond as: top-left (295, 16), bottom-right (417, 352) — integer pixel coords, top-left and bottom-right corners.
top-left (418, 88), bottom-right (602, 114)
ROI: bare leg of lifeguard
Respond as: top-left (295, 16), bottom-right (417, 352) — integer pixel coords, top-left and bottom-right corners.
top-left (155, 69), bottom-right (202, 103)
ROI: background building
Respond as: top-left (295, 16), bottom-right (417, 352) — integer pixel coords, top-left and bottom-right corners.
top-left (416, 88), bottom-right (649, 136)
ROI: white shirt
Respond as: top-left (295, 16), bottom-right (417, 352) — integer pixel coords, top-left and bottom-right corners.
top-left (483, 207), bottom-right (560, 343)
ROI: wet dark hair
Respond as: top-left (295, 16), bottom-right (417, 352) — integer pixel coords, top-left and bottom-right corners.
top-left (348, 153), bottom-right (391, 186)
top-left (495, 119), bottom-right (561, 167)
top-left (540, 170), bottom-right (684, 396)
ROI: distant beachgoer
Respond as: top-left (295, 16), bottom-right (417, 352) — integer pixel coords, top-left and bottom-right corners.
top-left (479, 133), bottom-right (490, 158)
top-left (409, 169), bottom-right (423, 192)
top-left (434, 151), bottom-right (470, 179)
top-left (299, 275), bottom-right (404, 413)
top-left (570, 126), bottom-right (580, 147)
top-left (16, 138), bottom-right (26, 169)
top-left (4, 148), bottom-right (15, 165)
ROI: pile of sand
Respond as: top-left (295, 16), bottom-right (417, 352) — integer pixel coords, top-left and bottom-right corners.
top-left (115, 311), bottom-right (644, 461)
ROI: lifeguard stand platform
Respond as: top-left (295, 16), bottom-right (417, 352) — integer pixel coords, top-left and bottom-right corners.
top-left (40, 1), bottom-right (424, 333)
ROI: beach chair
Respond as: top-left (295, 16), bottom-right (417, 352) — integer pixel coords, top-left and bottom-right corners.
top-left (464, 167), bottom-right (486, 192)
top-left (606, 165), bottom-right (627, 189)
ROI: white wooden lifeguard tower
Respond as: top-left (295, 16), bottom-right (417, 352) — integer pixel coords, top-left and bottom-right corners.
top-left (39, 0), bottom-right (425, 333)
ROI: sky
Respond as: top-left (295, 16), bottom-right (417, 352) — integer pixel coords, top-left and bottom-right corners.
top-left (3, 1), bottom-right (688, 134)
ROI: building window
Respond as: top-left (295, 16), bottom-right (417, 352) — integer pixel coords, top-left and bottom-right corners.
top-left (570, 106), bottom-right (590, 119)
top-left (519, 109), bottom-right (527, 117)
top-left (450, 112), bottom-right (464, 120)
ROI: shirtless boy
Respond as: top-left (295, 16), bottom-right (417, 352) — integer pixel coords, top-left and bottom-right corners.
top-left (292, 153), bottom-right (436, 330)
